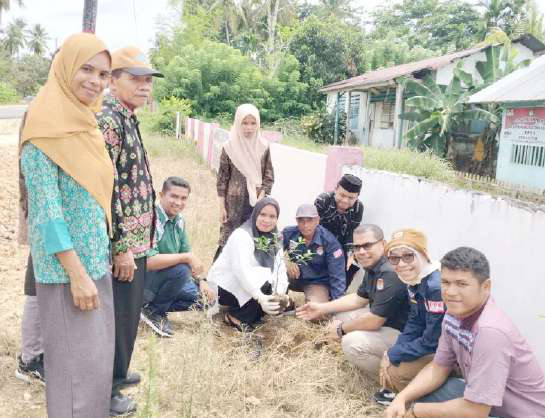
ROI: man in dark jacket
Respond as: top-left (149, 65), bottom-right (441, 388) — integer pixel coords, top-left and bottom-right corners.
top-left (297, 224), bottom-right (409, 378)
top-left (282, 204), bottom-right (346, 302)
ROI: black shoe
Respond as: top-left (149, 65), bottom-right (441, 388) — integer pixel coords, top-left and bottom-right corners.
top-left (373, 389), bottom-right (396, 406)
top-left (110, 394), bottom-right (137, 416)
top-left (113, 372), bottom-right (141, 390)
top-left (15, 354), bottom-right (45, 385)
top-left (140, 305), bottom-right (173, 337)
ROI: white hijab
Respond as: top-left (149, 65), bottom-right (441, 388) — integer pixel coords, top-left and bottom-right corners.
top-left (223, 104), bottom-right (268, 206)
top-left (389, 245), bottom-right (440, 286)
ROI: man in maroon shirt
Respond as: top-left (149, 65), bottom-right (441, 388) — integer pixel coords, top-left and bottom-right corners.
top-left (386, 247), bottom-right (545, 418)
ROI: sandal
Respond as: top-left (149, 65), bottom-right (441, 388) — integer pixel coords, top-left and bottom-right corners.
top-left (223, 313), bottom-right (255, 332)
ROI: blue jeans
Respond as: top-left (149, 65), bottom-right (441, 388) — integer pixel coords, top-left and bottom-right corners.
top-left (144, 264), bottom-right (199, 315)
top-left (419, 377), bottom-right (498, 417)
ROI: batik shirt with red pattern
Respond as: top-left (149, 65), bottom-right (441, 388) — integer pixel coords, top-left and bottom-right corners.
top-left (97, 95), bottom-right (155, 258)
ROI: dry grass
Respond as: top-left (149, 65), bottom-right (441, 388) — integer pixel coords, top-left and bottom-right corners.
top-left (0, 135), bottom-right (383, 417)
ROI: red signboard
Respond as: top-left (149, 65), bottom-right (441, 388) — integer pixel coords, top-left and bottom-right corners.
top-left (503, 107), bottom-right (545, 145)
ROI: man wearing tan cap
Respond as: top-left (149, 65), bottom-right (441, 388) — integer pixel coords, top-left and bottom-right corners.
top-left (96, 46), bottom-right (163, 416)
top-left (373, 228), bottom-right (445, 407)
top-left (282, 203), bottom-right (346, 303)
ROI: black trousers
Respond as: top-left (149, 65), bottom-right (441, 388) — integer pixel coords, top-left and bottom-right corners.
top-left (112, 256), bottom-right (147, 395)
top-left (219, 282), bottom-right (272, 326)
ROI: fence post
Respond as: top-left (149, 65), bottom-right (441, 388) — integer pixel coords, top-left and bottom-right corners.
top-left (175, 112), bottom-right (181, 140)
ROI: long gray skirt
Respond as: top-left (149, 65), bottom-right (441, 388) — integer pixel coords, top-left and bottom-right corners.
top-left (36, 274), bottom-right (115, 418)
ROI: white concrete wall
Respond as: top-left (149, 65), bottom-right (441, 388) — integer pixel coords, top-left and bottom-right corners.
top-left (344, 164), bottom-right (545, 368)
top-left (269, 143), bottom-right (328, 229)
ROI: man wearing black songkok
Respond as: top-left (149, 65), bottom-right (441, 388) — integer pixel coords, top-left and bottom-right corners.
top-left (314, 174), bottom-right (363, 289)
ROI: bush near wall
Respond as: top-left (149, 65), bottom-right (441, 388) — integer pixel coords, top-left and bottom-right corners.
top-left (142, 97), bottom-right (193, 136)
top-left (301, 109), bottom-right (347, 144)
top-left (152, 40), bottom-right (310, 123)
top-left (0, 81), bottom-right (19, 104)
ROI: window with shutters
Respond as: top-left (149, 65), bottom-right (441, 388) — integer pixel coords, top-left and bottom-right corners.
top-left (510, 144), bottom-right (545, 167)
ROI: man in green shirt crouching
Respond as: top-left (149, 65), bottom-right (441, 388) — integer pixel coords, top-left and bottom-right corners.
top-left (141, 177), bottom-right (214, 337)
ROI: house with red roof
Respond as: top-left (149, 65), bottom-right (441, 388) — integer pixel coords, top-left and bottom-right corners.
top-left (320, 34), bottom-right (545, 149)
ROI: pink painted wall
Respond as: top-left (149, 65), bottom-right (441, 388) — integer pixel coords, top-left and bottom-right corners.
top-left (261, 130), bottom-right (283, 143)
top-left (207, 123), bottom-right (219, 167)
top-left (323, 146), bottom-right (363, 192)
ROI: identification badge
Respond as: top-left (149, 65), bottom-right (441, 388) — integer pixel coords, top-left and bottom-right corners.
top-left (376, 278), bottom-right (384, 290)
top-left (426, 300), bottom-right (445, 314)
top-left (316, 246), bottom-right (324, 255)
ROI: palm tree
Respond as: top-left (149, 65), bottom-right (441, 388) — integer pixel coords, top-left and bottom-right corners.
top-left (317, 0), bottom-right (356, 21)
top-left (2, 17), bottom-right (26, 57)
top-left (478, 0), bottom-right (527, 38)
top-left (26, 23), bottom-right (48, 55)
top-left (0, 0), bottom-right (24, 28)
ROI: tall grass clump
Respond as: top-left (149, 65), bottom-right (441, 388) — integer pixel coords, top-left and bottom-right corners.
top-left (362, 146), bottom-right (457, 183)
top-left (143, 134), bottom-right (201, 161)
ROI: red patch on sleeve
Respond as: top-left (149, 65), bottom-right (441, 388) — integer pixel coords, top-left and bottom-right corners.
top-left (333, 248), bottom-right (343, 258)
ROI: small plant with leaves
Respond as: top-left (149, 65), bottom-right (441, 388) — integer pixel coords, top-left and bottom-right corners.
top-left (254, 233), bottom-right (315, 310)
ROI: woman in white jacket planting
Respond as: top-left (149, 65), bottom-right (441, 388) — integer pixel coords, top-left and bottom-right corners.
top-left (208, 197), bottom-right (289, 331)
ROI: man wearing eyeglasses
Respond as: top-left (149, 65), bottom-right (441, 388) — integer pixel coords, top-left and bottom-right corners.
top-left (296, 224), bottom-right (409, 378)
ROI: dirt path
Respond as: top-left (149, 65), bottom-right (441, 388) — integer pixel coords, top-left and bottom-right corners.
top-left (0, 138), bottom-right (382, 417)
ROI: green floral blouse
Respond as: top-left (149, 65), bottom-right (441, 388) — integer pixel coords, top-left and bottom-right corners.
top-left (20, 143), bottom-right (110, 284)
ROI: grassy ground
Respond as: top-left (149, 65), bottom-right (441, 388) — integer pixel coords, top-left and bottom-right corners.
top-left (0, 135), bottom-right (384, 417)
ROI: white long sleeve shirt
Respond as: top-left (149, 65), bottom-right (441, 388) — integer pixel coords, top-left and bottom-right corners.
top-left (208, 228), bottom-right (288, 307)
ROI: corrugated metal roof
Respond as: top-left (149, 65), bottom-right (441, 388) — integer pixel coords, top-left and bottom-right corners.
top-left (468, 54), bottom-right (545, 104)
top-left (320, 34), bottom-right (545, 94)
top-left (320, 46), bottom-right (486, 93)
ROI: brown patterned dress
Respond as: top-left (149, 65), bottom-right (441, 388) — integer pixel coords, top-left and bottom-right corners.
top-left (216, 147), bottom-right (274, 246)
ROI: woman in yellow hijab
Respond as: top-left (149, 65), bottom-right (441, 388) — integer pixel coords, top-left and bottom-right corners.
top-left (20, 33), bottom-right (115, 418)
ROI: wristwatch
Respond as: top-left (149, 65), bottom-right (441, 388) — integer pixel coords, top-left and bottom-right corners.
top-left (336, 322), bottom-right (346, 338)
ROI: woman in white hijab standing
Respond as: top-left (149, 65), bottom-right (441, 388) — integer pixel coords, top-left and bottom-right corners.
top-left (214, 103), bottom-right (274, 260)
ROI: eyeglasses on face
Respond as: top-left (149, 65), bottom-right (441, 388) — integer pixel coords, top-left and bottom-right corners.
top-left (352, 240), bottom-right (381, 251)
top-left (387, 252), bottom-right (416, 265)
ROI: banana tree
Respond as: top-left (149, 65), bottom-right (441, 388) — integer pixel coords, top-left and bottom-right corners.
top-left (399, 62), bottom-right (497, 158)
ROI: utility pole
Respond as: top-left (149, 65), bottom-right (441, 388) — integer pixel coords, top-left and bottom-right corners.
top-left (82, 0), bottom-right (98, 33)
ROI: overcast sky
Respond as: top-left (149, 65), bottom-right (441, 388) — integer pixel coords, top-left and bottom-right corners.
top-left (4, 0), bottom-right (545, 56)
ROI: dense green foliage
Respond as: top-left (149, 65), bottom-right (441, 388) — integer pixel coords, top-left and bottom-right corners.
top-left (153, 39), bottom-right (310, 122)
top-left (301, 109), bottom-right (346, 145)
top-left (149, 0), bottom-right (543, 128)
top-left (0, 80), bottom-right (19, 104)
top-left (148, 96), bottom-right (193, 136)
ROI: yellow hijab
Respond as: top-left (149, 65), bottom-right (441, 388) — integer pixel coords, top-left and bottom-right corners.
top-left (20, 33), bottom-right (114, 233)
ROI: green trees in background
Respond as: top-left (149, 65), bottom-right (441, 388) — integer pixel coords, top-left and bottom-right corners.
top-left (0, 14), bottom-right (50, 102)
top-left (151, 0), bottom-right (544, 125)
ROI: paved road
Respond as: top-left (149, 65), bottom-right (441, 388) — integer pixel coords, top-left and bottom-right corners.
top-left (0, 105), bottom-right (27, 119)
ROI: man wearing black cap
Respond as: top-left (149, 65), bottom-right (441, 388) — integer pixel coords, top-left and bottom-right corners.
top-left (96, 46), bottom-right (163, 416)
top-left (282, 204), bottom-right (346, 303)
top-left (314, 173), bottom-right (364, 289)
